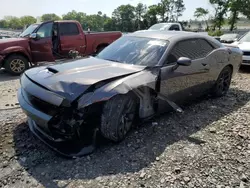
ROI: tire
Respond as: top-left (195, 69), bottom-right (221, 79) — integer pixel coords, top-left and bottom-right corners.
top-left (4, 55), bottom-right (29, 76)
top-left (211, 66), bottom-right (233, 97)
top-left (100, 94), bottom-right (137, 142)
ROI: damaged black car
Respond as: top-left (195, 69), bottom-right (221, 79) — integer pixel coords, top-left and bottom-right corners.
top-left (17, 30), bottom-right (242, 157)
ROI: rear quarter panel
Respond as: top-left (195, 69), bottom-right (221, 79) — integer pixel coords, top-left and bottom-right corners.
top-left (85, 32), bottom-right (122, 54)
top-left (206, 47), bottom-right (241, 81)
top-left (228, 47), bottom-right (242, 76)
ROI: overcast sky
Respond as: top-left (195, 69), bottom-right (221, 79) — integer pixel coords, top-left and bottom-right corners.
top-left (0, 0), bottom-right (213, 20)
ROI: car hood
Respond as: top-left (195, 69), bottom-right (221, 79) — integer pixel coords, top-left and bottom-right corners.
top-left (24, 57), bottom-right (146, 101)
top-left (233, 42), bottom-right (250, 51)
top-left (0, 38), bottom-right (28, 50)
top-left (0, 37), bottom-right (27, 44)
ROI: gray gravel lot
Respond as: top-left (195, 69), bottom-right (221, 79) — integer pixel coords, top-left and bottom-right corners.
top-left (0, 68), bottom-right (250, 188)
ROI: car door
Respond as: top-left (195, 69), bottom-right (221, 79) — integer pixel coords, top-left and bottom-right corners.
top-left (29, 21), bottom-right (55, 63)
top-left (59, 22), bottom-right (86, 56)
top-left (160, 38), bottom-right (215, 104)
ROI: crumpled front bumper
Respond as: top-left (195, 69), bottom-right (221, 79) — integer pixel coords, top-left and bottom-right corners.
top-left (27, 118), bottom-right (96, 158)
top-left (17, 87), bottom-right (97, 158)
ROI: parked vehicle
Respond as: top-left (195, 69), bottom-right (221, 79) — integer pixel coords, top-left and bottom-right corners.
top-left (219, 33), bottom-right (239, 44)
top-left (0, 20), bottom-right (122, 75)
top-left (148, 22), bottom-right (184, 31)
top-left (0, 35), bottom-right (11, 39)
top-left (232, 31), bottom-right (250, 66)
top-left (18, 30), bottom-right (242, 157)
top-left (213, 36), bottom-right (221, 41)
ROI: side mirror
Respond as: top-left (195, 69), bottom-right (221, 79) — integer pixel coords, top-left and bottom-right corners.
top-left (29, 33), bottom-right (38, 39)
top-left (177, 57), bottom-right (191, 66)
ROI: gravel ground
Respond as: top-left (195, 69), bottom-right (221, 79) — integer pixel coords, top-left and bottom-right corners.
top-left (0, 68), bottom-right (250, 188)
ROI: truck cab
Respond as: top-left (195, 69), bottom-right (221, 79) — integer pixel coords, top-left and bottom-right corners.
top-left (25, 21), bottom-right (87, 63)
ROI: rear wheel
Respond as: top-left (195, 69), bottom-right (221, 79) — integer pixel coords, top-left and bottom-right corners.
top-left (100, 94), bottom-right (137, 142)
top-left (211, 66), bottom-right (233, 97)
top-left (4, 55), bottom-right (29, 75)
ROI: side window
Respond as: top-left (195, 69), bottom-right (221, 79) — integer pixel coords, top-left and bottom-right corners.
top-left (166, 39), bottom-right (214, 64)
top-left (59, 23), bottom-right (79, 36)
top-left (169, 25), bottom-right (180, 31)
top-left (36, 22), bottom-right (53, 38)
top-left (198, 39), bottom-right (214, 57)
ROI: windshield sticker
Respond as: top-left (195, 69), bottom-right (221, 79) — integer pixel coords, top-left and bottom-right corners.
top-left (147, 40), bottom-right (166, 46)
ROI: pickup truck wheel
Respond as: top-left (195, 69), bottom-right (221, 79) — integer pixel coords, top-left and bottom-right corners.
top-left (100, 94), bottom-right (137, 142)
top-left (4, 55), bottom-right (29, 75)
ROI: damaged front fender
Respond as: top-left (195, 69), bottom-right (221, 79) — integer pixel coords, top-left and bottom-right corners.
top-left (77, 68), bottom-right (159, 109)
top-left (77, 67), bottom-right (184, 117)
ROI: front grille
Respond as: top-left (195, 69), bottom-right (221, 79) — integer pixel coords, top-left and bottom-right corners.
top-left (243, 51), bottom-right (250, 56)
top-left (242, 60), bottom-right (250, 64)
top-left (26, 92), bottom-right (59, 116)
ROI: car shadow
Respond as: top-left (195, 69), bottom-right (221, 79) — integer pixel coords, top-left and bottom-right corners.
top-left (239, 65), bottom-right (250, 73)
top-left (13, 88), bottom-right (250, 188)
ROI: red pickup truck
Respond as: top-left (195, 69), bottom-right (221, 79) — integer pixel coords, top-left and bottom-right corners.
top-left (0, 20), bottom-right (122, 75)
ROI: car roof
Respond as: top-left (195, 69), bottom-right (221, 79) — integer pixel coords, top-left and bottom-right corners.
top-left (127, 30), bottom-right (210, 41)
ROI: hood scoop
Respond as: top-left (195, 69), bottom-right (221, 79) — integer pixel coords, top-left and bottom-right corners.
top-left (47, 67), bottom-right (59, 74)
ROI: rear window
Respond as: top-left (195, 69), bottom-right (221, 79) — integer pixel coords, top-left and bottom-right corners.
top-left (59, 23), bottom-right (79, 36)
top-left (169, 25), bottom-right (180, 31)
top-left (167, 38), bottom-right (215, 64)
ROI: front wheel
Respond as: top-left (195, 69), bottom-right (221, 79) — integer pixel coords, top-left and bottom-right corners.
top-left (211, 66), bottom-right (233, 97)
top-left (100, 94), bottom-right (137, 142)
top-left (4, 55), bottom-right (29, 76)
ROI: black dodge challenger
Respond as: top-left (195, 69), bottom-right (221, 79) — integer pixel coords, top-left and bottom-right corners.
top-left (17, 31), bottom-right (242, 157)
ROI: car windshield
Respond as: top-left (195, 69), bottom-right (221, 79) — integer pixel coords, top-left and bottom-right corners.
top-left (20, 24), bottom-right (39, 37)
top-left (96, 36), bottom-right (168, 66)
top-left (239, 31), bottom-right (250, 42)
top-left (149, 23), bottom-right (170, 30)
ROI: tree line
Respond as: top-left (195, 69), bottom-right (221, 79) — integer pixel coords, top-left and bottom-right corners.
top-left (0, 0), bottom-right (185, 31)
top-left (194, 0), bottom-right (250, 32)
top-left (0, 0), bottom-right (250, 33)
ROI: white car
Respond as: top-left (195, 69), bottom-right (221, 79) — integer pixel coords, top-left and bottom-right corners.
top-left (148, 23), bottom-right (183, 31)
top-left (232, 31), bottom-right (250, 65)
